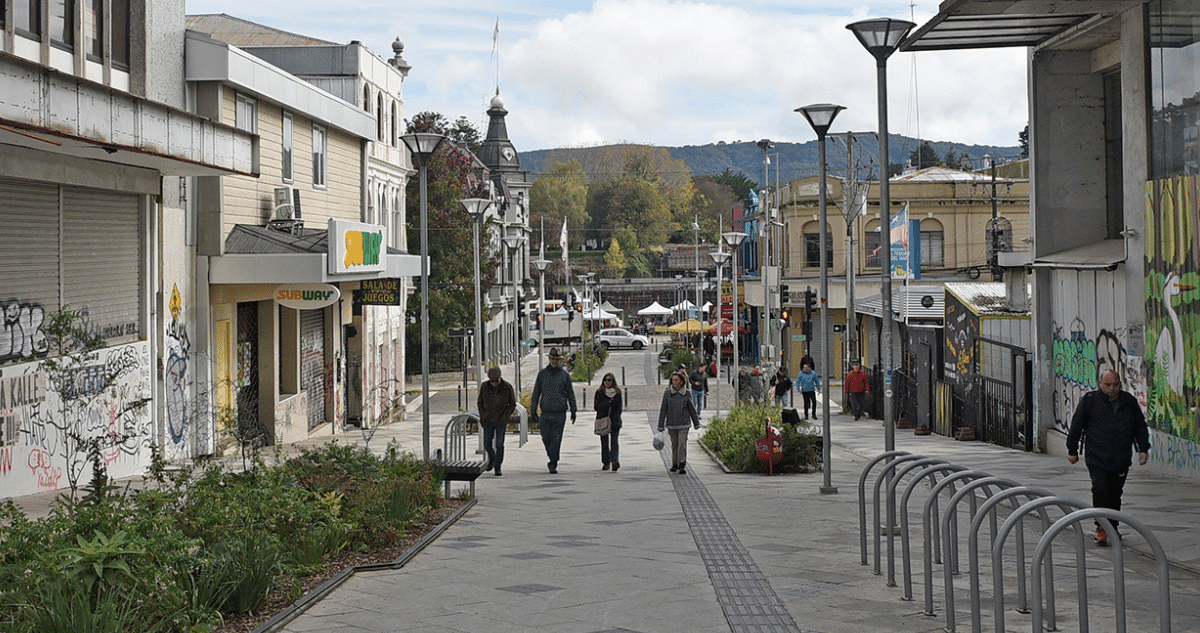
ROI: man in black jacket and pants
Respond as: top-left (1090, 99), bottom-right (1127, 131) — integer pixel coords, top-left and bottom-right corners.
top-left (1066, 370), bottom-right (1150, 545)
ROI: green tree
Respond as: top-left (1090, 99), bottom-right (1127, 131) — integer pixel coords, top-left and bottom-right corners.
top-left (711, 168), bottom-right (757, 202)
top-left (908, 141), bottom-right (940, 170)
top-left (691, 176), bottom-right (736, 241)
top-left (611, 228), bottom-right (654, 277)
top-left (587, 177), bottom-right (671, 247)
top-left (404, 113), bottom-right (494, 372)
top-left (942, 149), bottom-right (971, 171)
top-left (604, 237), bottom-right (628, 278)
top-left (449, 116), bottom-right (483, 154)
top-left (530, 160), bottom-right (589, 250)
top-left (1019, 124), bottom-right (1029, 158)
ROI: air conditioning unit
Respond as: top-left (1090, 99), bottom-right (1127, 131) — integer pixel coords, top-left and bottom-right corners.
top-left (269, 187), bottom-right (304, 234)
top-left (273, 187), bottom-right (302, 220)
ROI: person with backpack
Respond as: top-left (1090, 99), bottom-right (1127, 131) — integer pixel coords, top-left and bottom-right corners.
top-left (769, 365), bottom-right (792, 407)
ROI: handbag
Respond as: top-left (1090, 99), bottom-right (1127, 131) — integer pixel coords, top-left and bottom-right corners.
top-left (594, 416), bottom-right (611, 436)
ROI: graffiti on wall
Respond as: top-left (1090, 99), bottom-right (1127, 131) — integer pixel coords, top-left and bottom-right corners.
top-left (1144, 175), bottom-right (1200, 443)
top-left (0, 341), bottom-right (153, 498)
top-left (165, 285), bottom-right (191, 445)
top-left (1051, 318), bottom-right (1148, 434)
top-left (1, 301), bottom-right (48, 363)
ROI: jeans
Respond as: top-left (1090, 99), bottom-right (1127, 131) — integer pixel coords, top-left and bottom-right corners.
top-left (482, 423), bottom-right (506, 469)
top-left (539, 411), bottom-right (567, 467)
top-left (1089, 466), bottom-right (1129, 530)
top-left (801, 391), bottom-right (817, 417)
top-left (668, 427), bottom-right (691, 467)
top-left (600, 427), bottom-right (621, 464)
top-left (774, 393), bottom-right (788, 407)
top-left (691, 390), bottom-right (704, 415)
top-left (847, 392), bottom-right (866, 419)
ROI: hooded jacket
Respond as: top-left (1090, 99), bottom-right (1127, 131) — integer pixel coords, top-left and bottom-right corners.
top-left (658, 384), bottom-right (699, 430)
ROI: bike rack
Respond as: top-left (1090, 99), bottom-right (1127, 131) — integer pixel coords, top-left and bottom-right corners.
top-left (966, 486), bottom-right (1057, 633)
top-left (1031, 509), bottom-right (1171, 633)
top-left (993, 496), bottom-right (1090, 633)
top-left (871, 453), bottom-right (929, 575)
top-left (858, 450), bottom-right (910, 566)
top-left (921, 469), bottom-right (993, 616)
top-left (941, 476), bottom-right (1020, 632)
top-left (900, 462), bottom-right (967, 601)
top-left (886, 457), bottom-right (952, 587)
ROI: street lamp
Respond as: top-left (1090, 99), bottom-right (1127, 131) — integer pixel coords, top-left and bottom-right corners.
top-left (798, 102), bottom-right (846, 495)
top-left (461, 197), bottom-right (493, 391)
top-left (533, 257), bottom-right (550, 373)
top-left (709, 249), bottom-right (731, 417)
top-left (848, 17), bottom-right (914, 456)
top-left (401, 132), bottom-right (448, 461)
top-left (721, 231), bottom-right (748, 381)
top-left (503, 233), bottom-right (525, 394)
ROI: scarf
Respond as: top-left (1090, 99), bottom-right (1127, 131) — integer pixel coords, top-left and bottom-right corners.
top-left (605, 388), bottom-right (617, 397)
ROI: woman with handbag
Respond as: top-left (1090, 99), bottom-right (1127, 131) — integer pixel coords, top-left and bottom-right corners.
top-left (594, 372), bottom-right (623, 471)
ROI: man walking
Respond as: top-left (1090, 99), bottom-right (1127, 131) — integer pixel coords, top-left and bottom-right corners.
top-left (845, 361), bottom-right (869, 420)
top-left (688, 364), bottom-right (709, 416)
top-left (794, 363), bottom-right (820, 420)
top-left (531, 348), bottom-right (577, 474)
top-left (477, 366), bottom-right (516, 477)
top-left (1066, 370), bottom-right (1150, 545)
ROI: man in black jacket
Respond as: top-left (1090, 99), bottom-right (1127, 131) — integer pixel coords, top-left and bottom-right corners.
top-left (478, 367), bottom-right (517, 476)
top-left (1066, 370), bottom-right (1150, 545)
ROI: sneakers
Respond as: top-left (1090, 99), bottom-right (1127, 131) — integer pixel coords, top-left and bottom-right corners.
top-left (1095, 525), bottom-right (1108, 546)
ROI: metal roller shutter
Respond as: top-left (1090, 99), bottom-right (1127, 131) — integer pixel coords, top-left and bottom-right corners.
top-left (300, 309), bottom-right (327, 431)
top-left (62, 187), bottom-right (141, 344)
top-left (0, 178), bottom-right (60, 364)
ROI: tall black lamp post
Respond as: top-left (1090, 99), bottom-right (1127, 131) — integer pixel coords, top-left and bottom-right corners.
top-left (797, 102), bottom-right (846, 495)
top-left (401, 132), bottom-right (448, 461)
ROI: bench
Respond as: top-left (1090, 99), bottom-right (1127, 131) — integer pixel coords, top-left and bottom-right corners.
top-left (439, 413), bottom-right (485, 498)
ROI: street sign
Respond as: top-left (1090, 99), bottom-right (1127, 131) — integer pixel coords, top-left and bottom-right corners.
top-left (833, 324), bottom-right (845, 332)
top-left (448, 327), bottom-right (474, 337)
top-left (522, 339), bottom-right (537, 346)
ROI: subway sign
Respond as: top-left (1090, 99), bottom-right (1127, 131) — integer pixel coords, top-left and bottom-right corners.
top-left (328, 219), bottom-right (387, 275)
top-left (276, 284), bottom-right (341, 310)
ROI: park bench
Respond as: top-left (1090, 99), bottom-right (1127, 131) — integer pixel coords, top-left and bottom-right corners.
top-left (438, 413), bottom-right (485, 498)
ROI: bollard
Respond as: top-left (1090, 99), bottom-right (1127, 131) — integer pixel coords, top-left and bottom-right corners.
top-left (993, 495), bottom-right (1089, 633)
top-left (858, 451), bottom-right (911, 566)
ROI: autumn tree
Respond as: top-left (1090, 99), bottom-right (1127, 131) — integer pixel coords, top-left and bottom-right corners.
top-left (604, 237), bottom-right (628, 279)
top-left (530, 160), bottom-right (589, 250)
top-left (691, 176), bottom-right (737, 242)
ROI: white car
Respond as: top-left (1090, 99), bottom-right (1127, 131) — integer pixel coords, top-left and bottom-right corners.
top-left (595, 328), bottom-right (650, 350)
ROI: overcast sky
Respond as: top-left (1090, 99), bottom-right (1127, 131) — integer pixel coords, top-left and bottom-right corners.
top-left (185, 1), bottom-right (1029, 153)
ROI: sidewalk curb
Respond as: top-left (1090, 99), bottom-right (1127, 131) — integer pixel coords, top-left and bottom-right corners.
top-left (251, 498), bottom-right (477, 633)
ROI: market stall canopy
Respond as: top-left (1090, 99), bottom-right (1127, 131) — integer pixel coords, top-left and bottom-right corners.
top-left (666, 318), bottom-right (705, 334)
top-left (704, 319), bottom-right (744, 334)
top-left (637, 301), bottom-right (672, 316)
top-left (599, 301), bottom-right (624, 314)
top-left (583, 307), bottom-right (621, 322)
top-left (670, 299), bottom-right (696, 312)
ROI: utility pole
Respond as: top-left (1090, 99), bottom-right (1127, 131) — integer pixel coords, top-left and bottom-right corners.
top-left (830, 131), bottom-right (873, 371)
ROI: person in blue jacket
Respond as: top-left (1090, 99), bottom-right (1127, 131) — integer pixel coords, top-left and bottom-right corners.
top-left (794, 363), bottom-right (821, 420)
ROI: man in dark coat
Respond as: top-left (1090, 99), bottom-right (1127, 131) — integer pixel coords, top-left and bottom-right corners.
top-left (1066, 370), bottom-right (1151, 545)
top-left (477, 367), bottom-right (516, 476)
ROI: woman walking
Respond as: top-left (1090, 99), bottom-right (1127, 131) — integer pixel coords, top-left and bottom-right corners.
top-left (658, 372), bottom-right (700, 474)
top-left (594, 373), bottom-right (623, 471)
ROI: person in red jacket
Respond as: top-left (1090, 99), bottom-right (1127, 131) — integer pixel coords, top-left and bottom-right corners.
top-left (844, 361), bottom-right (870, 420)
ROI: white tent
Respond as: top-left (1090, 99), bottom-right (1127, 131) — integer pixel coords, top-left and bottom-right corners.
top-left (637, 301), bottom-right (672, 316)
top-left (583, 306), bottom-right (621, 323)
top-left (670, 299), bottom-right (696, 312)
top-left (599, 301), bottom-right (624, 315)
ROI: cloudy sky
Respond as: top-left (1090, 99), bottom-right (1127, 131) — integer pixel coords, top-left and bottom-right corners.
top-left (185, 0), bottom-right (1029, 152)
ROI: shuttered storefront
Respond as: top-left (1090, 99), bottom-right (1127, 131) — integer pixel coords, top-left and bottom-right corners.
top-left (300, 309), bottom-right (327, 431)
top-left (0, 179), bottom-right (140, 364)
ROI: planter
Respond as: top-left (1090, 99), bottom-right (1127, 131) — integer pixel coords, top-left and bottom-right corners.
top-left (955, 426), bottom-right (975, 441)
top-left (895, 417), bottom-right (911, 429)
top-left (913, 423), bottom-right (931, 436)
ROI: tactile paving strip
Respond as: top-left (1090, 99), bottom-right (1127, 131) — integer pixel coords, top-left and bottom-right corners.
top-left (671, 472), bottom-right (822, 633)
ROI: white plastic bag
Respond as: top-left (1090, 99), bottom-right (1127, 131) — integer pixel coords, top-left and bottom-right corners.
top-left (652, 430), bottom-right (666, 451)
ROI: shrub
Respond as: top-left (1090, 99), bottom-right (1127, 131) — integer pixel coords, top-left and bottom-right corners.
top-left (700, 402), bottom-right (821, 473)
top-left (660, 344), bottom-right (699, 379)
top-left (569, 344), bottom-right (607, 381)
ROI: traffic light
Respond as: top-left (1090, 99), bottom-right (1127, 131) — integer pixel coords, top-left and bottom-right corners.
top-left (567, 306), bottom-right (575, 322)
top-left (805, 287), bottom-right (816, 315)
top-left (781, 309), bottom-right (789, 323)
top-left (781, 284), bottom-right (790, 296)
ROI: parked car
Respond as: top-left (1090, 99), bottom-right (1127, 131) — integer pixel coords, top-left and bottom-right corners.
top-left (594, 328), bottom-right (650, 350)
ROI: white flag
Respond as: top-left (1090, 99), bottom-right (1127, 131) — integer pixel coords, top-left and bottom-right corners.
top-left (560, 219), bottom-right (569, 262)
top-left (490, 17), bottom-right (499, 60)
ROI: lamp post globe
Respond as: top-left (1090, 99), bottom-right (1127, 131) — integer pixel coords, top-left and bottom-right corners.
top-left (401, 132), bottom-right (448, 461)
top-left (847, 17), bottom-right (913, 459)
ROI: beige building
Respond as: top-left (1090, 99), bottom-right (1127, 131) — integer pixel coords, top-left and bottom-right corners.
top-left (778, 165), bottom-right (1030, 377)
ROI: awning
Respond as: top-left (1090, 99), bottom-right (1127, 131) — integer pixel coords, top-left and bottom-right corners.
top-left (900, 0), bottom-right (1144, 53)
top-left (637, 301), bottom-right (673, 316)
top-left (1031, 239), bottom-right (1125, 270)
top-left (209, 224), bottom-right (422, 284)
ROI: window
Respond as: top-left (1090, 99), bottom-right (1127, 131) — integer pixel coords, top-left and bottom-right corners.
top-left (312, 124), bottom-right (327, 187)
top-left (16, 0), bottom-right (41, 38)
top-left (1103, 71), bottom-right (1123, 239)
top-left (235, 95), bottom-right (257, 133)
top-left (802, 221), bottom-right (833, 268)
top-left (50, 0), bottom-right (75, 48)
top-left (864, 220), bottom-right (882, 268)
top-left (391, 102), bottom-right (399, 147)
top-left (85, 0), bottom-right (103, 60)
top-left (377, 94), bottom-right (385, 141)
top-left (1149, 0), bottom-right (1200, 180)
top-left (281, 112), bottom-right (294, 182)
top-left (111, 0), bottom-right (129, 67)
top-left (919, 218), bottom-right (944, 267)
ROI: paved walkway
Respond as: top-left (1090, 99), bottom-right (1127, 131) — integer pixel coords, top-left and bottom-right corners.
top-left (9, 345), bottom-right (1200, 632)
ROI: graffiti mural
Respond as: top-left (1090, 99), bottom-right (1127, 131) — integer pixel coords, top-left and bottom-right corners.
top-left (0, 301), bottom-right (48, 363)
top-left (0, 341), bottom-right (153, 498)
top-left (165, 285), bottom-right (191, 447)
top-left (1145, 175), bottom-right (1200, 443)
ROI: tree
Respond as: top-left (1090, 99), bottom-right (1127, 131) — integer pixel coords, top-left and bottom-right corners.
top-left (711, 168), bottom-right (757, 203)
top-left (1019, 124), bottom-right (1029, 158)
top-left (530, 160), bottom-right (589, 250)
top-left (942, 149), bottom-right (971, 171)
top-left (611, 228), bottom-right (655, 278)
top-left (404, 113), bottom-right (493, 372)
top-left (691, 176), bottom-right (737, 242)
top-left (449, 116), bottom-right (483, 154)
top-left (908, 141), bottom-right (940, 170)
top-left (586, 177), bottom-right (671, 247)
top-left (604, 237), bottom-right (628, 278)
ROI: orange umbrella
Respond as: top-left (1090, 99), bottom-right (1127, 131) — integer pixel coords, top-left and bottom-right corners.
top-left (705, 319), bottom-right (741, 334)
